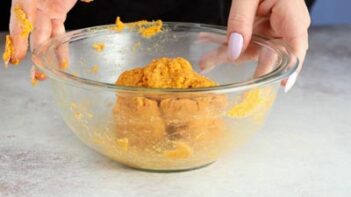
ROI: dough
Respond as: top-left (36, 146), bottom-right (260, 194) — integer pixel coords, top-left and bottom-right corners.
top-left (113, 96), bottom-right (166, 148)
top-left (116, 57), bottom-right (216, 88)
top-left (14, 6), bottom-right (33, 38)
top-left (113, 57), bottom-right (227, 159)
top-left (115, 17), bottom-right (163, 38)
top-left (2, 35), bottom-right (15, 66)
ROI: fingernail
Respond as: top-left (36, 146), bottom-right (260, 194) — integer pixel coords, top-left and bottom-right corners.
top-left (199, 60), bottom-right (215, 75)
top-left (200, 66), bottom-right (214, 75)
top-left (228, 32), bottom-right (243, 60)
top-left (284, 72), bottom-right (298, 93)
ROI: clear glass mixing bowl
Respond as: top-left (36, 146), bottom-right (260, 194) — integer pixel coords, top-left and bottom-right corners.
top-left (33, 23), bottom-right (298, 171)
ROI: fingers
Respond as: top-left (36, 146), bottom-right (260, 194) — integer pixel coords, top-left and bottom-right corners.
top-left (288, 32), bottom-right (309, 73)
top-left (37, 0), bottom-right (77, 19)
top-left (225, 0), bottom-right (309, 92)
top-left (196, 33), bottom-right (228, 72)
top-left (196, 32), bottom-right (226, 44)
top-left (269, 0), bottom-right (310, 92)
top-left (51, 19), bottom-right (70, 69)
top-left (9, 0), bottom-right (36, 63)
top-left (281, 32), bottom-right (308, 91)
top-left (30, 9), bottom-right (52, 52)
top-left (199, 45), bottom-right (228, 74)
top-left (253, 17), bottom-right (280, 39)
top-left (198, 43), bottom-right (261, 74)
top-left (270, 0), bottom-right (310, 61)
top-left (257, 0), bottom-right (276, 17)
top-left (254, 47), bottom-right (277, 78)
top-left (30, 9), bottom-right (52, 72)
top-left (30, 1), bottom-right (76, 70)
top-left (7, 0), bottom-right (77, 70)
top-left (227, 0), bottom-right (260, 60)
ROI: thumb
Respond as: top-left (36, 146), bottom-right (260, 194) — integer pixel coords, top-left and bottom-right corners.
top-left (227, 0), bottom-right (259, 60)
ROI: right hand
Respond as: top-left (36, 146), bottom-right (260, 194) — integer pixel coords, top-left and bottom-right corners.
top-left (9, 0), bottom-right (77, 64)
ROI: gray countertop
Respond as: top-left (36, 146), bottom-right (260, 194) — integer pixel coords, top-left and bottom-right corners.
top-left (1, 26), bottom-right (351, 197)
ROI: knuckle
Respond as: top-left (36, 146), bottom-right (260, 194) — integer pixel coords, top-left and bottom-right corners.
top-left (228, 14), bottom-right (250, 27)
top-left (228, 14), bottom-right (252, 35)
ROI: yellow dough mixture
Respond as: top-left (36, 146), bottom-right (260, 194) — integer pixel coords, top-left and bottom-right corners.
top-left (14, 6), bottom-right (33, 38)
top-left (2, 35), bottom-right (15, 66)
top-left (111, 57), bottom-right (229, 169)
top-left (115, 17), bottom-right (163, 38)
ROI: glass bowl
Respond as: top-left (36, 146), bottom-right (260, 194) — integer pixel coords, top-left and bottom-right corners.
top-left (33, 23), bottom-right (298, 171)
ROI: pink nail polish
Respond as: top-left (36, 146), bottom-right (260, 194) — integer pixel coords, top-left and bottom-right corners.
top-left (228, 32), bottom-right (243, 60)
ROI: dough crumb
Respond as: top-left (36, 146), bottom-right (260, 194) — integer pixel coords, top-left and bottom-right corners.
top-left (30, 66), bottom-right (46, 86)
top-left (92, 43), bottom-right (105, 52)
top-left (228, 88), bottom-right (275, 119)
top-left (90, 65), bottom-right (99, 74)
top-left (60, 60), bottom-right (69, 69)
top-left (114, 17), bottom-right (163, 38)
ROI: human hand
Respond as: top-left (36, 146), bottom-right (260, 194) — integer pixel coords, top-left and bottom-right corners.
top-left (8, 0), bottom-right (77, 65)
top-left (227, 0), bottom-right (311, 92)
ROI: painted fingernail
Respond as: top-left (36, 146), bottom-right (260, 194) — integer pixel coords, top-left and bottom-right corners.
top-left (284, 71), bottom-right (298, 93)
top-left (228, 32), bottom-right (243, 60)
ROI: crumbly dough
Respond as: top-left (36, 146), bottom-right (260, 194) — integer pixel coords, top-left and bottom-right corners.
top-left (113, 96), bottom-right (166, 148)
top-left (113, 57), bottom-right (227, 159)
top-left (2, 35), bottom-right (15, 66)
top-left (228, 88), bottom-right (275, 121)
top-left (116, 57), bottom-right (216, 88)
top-left (30, 66), bottom-right (46, 86)
top-left (14, 6), bottom-right (33, 38)
top-left (92, 43), bottom-right (105, 52)
top-left (115, 17), bottom-right (163, 38)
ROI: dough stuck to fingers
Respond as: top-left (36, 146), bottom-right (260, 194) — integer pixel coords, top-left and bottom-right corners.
top-left (2, 35), bottom-right (15, 66)
top-left (6, 5), bottom-right (34, 65)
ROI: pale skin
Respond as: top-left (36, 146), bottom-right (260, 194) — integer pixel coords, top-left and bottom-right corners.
top-left (9, 0), bottom-right (310, 90)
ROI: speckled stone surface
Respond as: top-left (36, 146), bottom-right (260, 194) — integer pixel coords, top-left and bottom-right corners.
top-left (0, 26), bottom-right (351, 197)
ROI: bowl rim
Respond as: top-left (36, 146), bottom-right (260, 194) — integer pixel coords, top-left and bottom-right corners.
top-left (33, 22), bottom-right (298, 94)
